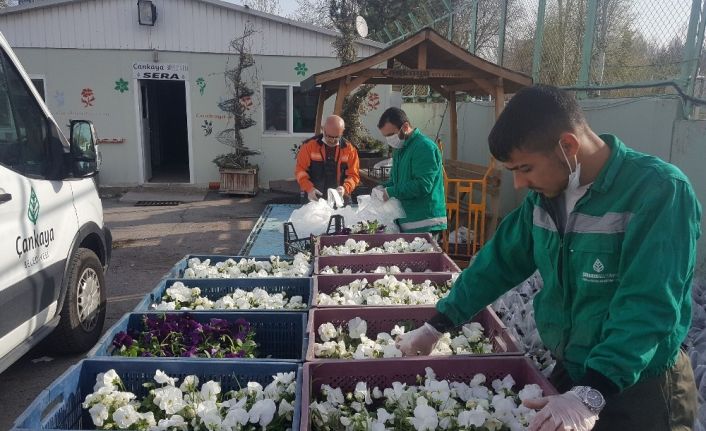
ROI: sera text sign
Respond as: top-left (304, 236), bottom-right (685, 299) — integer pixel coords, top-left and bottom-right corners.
top-left (133, 62), bottom-right (189, 80)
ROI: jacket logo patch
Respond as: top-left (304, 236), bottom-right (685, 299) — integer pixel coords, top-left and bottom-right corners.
top-left (310, 152), bottom-right (323, 161)
top-left (582, 257), bottom-right (617, 284)
top-left (592, 259), bottom-right (605, 273)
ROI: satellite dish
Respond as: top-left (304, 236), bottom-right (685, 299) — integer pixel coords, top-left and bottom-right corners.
top-left (355, 15), bottom-right (369, 38)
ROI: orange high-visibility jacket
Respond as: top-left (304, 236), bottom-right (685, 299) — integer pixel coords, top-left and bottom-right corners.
top-left (295, 135), bottom-right (360, 195)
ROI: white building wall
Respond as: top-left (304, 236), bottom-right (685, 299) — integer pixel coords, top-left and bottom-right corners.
top-left (12, 47), bottom-right (390, 187)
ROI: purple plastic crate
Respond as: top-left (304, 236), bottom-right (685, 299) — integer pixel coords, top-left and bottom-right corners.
top-left (301, 356), bottom-right (558, 430)
top-left (314, 233), bottom-right (441, 256)
top-left (314, 252), bottom-right (460, 275)
top-left (305, 306), bottom-right (521, 361)
top-left (313, 273), bottom-right (455, 307)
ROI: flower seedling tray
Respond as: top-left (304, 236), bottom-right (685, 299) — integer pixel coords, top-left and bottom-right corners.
top-left (89, 311), bottom-right (308, 362)
top-left (166, 254), bottom-right (308, 278)
top-left (313, 252), bottom-right (460, 275)
top-left (313, 273), bottom-right (455, 307)
top-left (313, 233), bottom-right (441, 256)
top-left (305, 306), bottom-right (521, 361)
top-left (12, 358), bottom-right (302, 431)
top-left (133, 277), bottom-right (313, 312)
top-left (301, 356), bottom-right (557, 430)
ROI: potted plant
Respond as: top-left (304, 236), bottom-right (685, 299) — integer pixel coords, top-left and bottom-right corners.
top-left (213, 24), bottom-right (261, 195)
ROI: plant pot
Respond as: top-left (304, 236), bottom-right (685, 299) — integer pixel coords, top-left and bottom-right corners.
top-left (219, 167), bottom-right (258, 196)
top-left (208, 181), bottom-right (221, 190)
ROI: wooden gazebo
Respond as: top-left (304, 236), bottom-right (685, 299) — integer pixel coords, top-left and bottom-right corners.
top-left (301, 28), bottom-right (532, 260)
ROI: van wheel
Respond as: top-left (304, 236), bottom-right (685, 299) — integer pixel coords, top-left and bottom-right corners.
top-left (50, 248), bottom-right (106, 353)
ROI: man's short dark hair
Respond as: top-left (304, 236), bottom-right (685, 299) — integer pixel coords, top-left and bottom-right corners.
top-left (488, 85), bottom-right (586, 161)
top-left (378, 107), bottom-right (410, 129)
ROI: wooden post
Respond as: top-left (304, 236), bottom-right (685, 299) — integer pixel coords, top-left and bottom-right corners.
top-left (314, 88), bottom-right (326, 132)
top-left (333, 79), bottom-right (347, 115)
top-left (449, 91), bottom-right (458, 160)
top-left (487, 79), bottom-right (506, 237)
top-left (494, 79), bottom-right (505, 119)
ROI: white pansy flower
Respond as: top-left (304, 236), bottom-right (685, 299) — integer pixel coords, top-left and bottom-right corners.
top-left (458, 406), bottom-right (489, 427)
top-left (518, 384), bottom-right (543, 401)
top-left (200, 380), bottom-right (221, 401)
top-left (410, 399), bottom-right (439, 431)
top-left (179, 375), bottom-right (199, 392)
top-left (94, 369), bottom-right (121, 391)
top-left (347, 317), bottom-right (367, 339)
top-left (153, 386), bottom-right (185, 415)
top-left (249, 399), bottom-right (277, 427)
top-left (157, 414), bottom-right (188, 430)
top-left (318, 322), bottom-right (338, 342)
top-left (88, 403), bottom-right (109, 427)
top-left (223, 408), bottom-right (250, 427)
top-left (278, 399), bottom-right (294, 417)
top-left (154, 369), bottom-right (178, 386)
top-left (112, 405), bottom-right (140, 429)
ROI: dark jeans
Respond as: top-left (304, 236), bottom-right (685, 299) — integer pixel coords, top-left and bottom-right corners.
top-left (550, 350), bottom-right (697, 430)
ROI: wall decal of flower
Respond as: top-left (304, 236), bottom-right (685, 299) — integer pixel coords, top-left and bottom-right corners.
top-left (81, 88), bottom-right (95, 107)
top-left (53, 91), bottom-right (65, 107)
top-left (196, 77), bottom-right (207, 95)
top-left (294, 62), bottom-right (308, 76)
top-left (366, 92), bottom-right (380, 111)
top-left (114, 78), bottom-right (128, 93)
top-left (202, 119), bottom-right (213, 136)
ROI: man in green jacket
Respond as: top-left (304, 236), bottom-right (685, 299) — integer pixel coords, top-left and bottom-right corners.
top-left (374, 107), bottom-right (447, 234)
top-left (397, 85), bottom-right (701, 430)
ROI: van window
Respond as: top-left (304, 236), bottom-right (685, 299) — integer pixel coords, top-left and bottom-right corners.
top-left (0, 50), bottom-right (59, 179)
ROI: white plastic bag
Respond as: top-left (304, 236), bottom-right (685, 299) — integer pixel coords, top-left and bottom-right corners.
top-left (288, 199), bottom-right (334, 237)
top-left (287, 193), bottom-right (407, 236)
top-left (350, 194), bottom-right (406, 232)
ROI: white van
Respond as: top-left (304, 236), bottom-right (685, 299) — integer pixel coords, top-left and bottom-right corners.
top-left (0, 32), bottom-right (110, 373)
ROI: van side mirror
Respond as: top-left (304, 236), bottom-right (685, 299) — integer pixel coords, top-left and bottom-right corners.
top-left (69, 120), bottom-right (99, 177)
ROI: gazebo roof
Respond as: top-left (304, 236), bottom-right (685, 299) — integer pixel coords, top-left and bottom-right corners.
top-left (301, 27), bottom-right (532, 96)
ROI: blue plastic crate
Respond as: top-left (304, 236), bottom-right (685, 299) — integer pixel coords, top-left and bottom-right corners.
top-left (167, 254), bottom-right (310, 278)
top-left (88, 311), bottom-right (308, 362)
top-left (133, 277), bottom-right (314, 312)
top-left (12, 358), bottom-right (301, 431)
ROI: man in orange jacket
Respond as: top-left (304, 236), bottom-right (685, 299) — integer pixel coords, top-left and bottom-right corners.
top-left (295, 115), bottom-right (360, 204)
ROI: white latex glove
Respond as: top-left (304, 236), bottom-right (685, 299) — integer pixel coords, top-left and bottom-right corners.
top-left (524, 392), bottom-right (598, 431)
top-left (395, 323), bottom-right (442, 356)
top-left (336, 186), bottom-right (346, 196)
top-left (307, 188), bottom-right (323, 202)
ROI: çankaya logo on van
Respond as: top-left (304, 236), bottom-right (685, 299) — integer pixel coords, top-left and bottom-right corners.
top-left (582, 258), bottom-right (617, 284)
top-left (16, 187), bottom-right (55, 258)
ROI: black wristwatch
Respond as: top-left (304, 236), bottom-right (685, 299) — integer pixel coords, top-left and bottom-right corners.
top-left (569, 386), bottom-right (605, 414)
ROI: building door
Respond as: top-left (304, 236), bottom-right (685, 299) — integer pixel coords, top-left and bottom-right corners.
top-left (138, 79), bottom-right (189, 183)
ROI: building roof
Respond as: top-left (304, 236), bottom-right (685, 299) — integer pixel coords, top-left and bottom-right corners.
top-left (0, 0), bottom-right (384, 55)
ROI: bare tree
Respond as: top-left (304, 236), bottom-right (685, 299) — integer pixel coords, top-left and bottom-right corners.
top-left (289, 0), bottom-right (333, 27)
top-left (243, 0), bottom-right (281, 15)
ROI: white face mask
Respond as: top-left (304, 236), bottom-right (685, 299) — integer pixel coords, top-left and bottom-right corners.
top-left (559, 141), bottom-right (581, 192)
top-left (386, 133), bottom-right (403, 148)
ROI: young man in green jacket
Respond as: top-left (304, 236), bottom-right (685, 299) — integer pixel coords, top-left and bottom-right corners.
top-left (374, 107), bottom-right (447, 234)
top-left (397, 85), bottom-right (701, 430)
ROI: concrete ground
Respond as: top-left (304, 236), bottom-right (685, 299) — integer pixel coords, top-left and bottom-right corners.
top-left (0, 188), bottom-right (295, 429)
